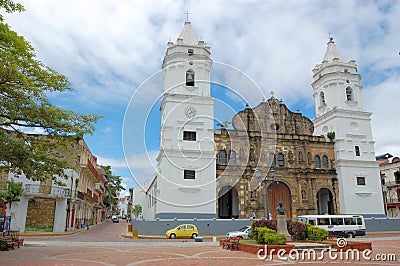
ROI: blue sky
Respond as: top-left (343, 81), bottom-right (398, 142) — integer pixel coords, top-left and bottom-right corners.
top-left (3, 0), bottom-right (400, 196)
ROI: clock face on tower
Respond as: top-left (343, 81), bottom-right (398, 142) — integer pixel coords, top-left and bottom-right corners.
top-left (184, 106), bottom-right (197, 119)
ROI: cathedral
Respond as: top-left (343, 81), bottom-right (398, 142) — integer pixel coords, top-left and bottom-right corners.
top-left (140, 21), bottom-right (385, 220)
top-left (215, 97), bottom-right (337, 220)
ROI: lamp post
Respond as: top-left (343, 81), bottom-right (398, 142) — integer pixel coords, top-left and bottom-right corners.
top-left (256, 168), bottom-right (275, 220)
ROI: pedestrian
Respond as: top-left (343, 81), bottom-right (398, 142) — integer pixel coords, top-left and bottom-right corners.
top-left (80, 219), bottom-right (84, 229)
top-left (86, 222), bottom-right (90, 230)
top-left (252, 211), bottom-right (256, 219)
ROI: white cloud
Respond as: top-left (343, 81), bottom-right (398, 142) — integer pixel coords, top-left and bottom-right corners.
top-left (4, 0), bottom-right (400, 184)
top-left (97, 150), bottom-right (158, 185)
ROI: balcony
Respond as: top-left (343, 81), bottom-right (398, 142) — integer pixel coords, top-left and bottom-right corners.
top-left (387, 198), bottom-right (400, 204)
top-left (386, 181), bottom-right (400, 187)
top-left (95, 182), bottom-right (105, 194)
top-left (77, 191), bottom-right (84, 200)
top-left (24, 184), bottom-right (70, 199)
top-left (81, 159), bottom-right (106, 183)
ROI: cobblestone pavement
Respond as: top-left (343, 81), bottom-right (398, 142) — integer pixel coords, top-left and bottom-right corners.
top-left (1, 221), bottom-right (400, 265)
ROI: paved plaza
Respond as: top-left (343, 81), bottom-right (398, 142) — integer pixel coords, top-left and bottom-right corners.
top-left (1, 221), bottom-right (400, 265)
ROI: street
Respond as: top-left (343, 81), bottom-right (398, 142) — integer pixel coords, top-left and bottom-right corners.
top-left (1, 220), bottom-right (400, 265)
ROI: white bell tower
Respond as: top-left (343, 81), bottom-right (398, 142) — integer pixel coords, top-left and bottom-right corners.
top-left (155, 21), bottom-right (216, 218)
top-left (312, 38), bottom-right (385, 217)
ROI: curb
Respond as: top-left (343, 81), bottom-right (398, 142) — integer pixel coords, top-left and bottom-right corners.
top-left (366, 231), bottom-right (400, 235)
top-left (121, 233), bottom-right (225, 239)
top-left (120, 231), bottom-right (400, 239)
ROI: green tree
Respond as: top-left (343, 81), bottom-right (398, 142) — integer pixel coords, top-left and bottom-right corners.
top-left (0, 1), bottom-right (101, 181)
top-left (0, 179), bottom-right (23, 211)
top-left (132, 204), bottom-right (142, 218)
top-left (101, 165), bottom-right (124, 213)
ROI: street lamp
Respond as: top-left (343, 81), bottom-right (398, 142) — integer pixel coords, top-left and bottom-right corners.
top-left (255, 168), bottom-right (275, 220)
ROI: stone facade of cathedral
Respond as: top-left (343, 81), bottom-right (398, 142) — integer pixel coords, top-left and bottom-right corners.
top-left (215, 97), bottom-right (338, 220)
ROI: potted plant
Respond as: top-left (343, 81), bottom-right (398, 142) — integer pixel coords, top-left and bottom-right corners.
top-left (327, 132), bottom-right (335, 141)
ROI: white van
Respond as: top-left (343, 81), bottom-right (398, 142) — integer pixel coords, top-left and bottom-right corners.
top-left (297, 214), bottom-right (366, 238)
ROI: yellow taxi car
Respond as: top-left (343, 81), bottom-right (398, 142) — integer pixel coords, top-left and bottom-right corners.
top-left (166, 224), bottom-right (199, 239)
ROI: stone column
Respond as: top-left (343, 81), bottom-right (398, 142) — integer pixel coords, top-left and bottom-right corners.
top-left (53, 198), bottom-right (67, 232)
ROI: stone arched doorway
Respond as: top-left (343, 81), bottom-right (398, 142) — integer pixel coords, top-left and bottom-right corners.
top-left (317, 188), bottom-right (334, 214)
top-left (268, 182), bottom-right (292, 220)
top-left (218, 186), bottom-right (239, 219)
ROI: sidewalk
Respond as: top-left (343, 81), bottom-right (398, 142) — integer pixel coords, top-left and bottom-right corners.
top-left (20, 220), bottom-right (106, 237)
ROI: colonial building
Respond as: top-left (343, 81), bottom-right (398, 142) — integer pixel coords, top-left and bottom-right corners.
top-left (0, 136), bottom-right (108, 232)
top-left (215, 97), bottom-right (337, 220)
top-left (73, 139), bottom-right (108, 228)
top-left (377, 153), bottom-right (400, 218)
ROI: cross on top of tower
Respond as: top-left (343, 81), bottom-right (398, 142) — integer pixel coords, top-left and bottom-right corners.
top-left (327, 29), bottom-right (334, 42)
top-left (184, 11), bottom-right (191, 22)
top-left (269, 90), bottom-right (275, 98)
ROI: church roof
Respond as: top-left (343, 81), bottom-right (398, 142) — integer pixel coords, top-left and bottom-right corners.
top-left (323, 37), bottom-right (345, 62)
top-left (177, 21), bottom-right (198, 45)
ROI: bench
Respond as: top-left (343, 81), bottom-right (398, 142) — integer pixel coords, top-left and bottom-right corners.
top-left (222, 236), bottom-right (241, 251)
top-left (1, 229), bottom-right (22, 250)
top-left (0, 236), bottom-right (14, 251)
top-left (9, 229), bottom-right (22, 248)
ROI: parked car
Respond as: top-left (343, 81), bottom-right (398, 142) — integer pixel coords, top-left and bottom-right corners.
top-left (225, 226), bottom-right (251, 240)
top-left (112, 215), bottom-right (119, 223)
top-left (166, 224), bottom-right (199, 239)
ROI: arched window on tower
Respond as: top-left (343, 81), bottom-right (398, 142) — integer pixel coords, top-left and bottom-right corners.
top-left (314, 155), bottom-right (321, 169)
top-left (355, 146), bottom-right (360, 156)
top-left (346, 87), bottom-right (353, 101)
top-left (229, 150), bottom-right (236, 164)
top-left (277, 153), bottom-right (284, 167)
top-left (322, 155), bottom-right (329, 169)
top-left (186, 69), bottom-right (195, 86)
top-left (218, 150), bottom-right (227, 164)
top-left (320, 91), bottom-right (326, 105)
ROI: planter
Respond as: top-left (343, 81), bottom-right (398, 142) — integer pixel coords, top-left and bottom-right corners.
top-left (291, 239), bottom-right (372, 251)
top-left (220, 240), bottom-right (295, 255)
top-left (323, 240), bottom-right (372, 251)
top-left (239, 242), bottom-right (295, 255)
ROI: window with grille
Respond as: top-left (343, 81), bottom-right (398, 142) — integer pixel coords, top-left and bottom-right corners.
top-left (183, 131), bottom-right (196, 141)
top-left (184, 170), bottom-right (195, 180)
top-left (314, 155), bottom-right (321, 169)
top-left (322, 155), bottom-right (329, 169)
top-left (356, 176), bottom-right (366, 186)
top-left (277, 153), bottom-right (284, 167)
top-left (218, 150), bottom-right (227, 164)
